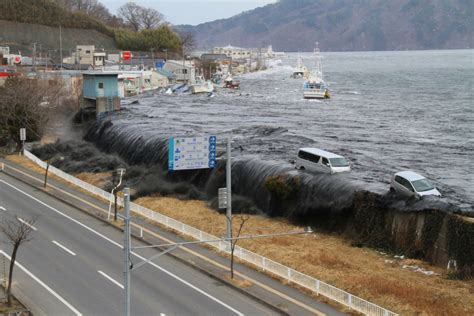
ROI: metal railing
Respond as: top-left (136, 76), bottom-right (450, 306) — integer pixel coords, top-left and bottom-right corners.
top-left (22, 150), bottom-right (397, 316)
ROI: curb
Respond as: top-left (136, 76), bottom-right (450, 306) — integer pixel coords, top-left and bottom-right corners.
top-left (1, 166), bottom-right (289, 315)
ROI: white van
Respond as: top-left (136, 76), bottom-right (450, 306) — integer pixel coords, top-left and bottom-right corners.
top-left (295, 148), bottom-right (351, 174)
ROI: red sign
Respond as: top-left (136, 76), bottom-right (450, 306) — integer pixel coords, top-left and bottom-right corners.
top-left (121, 51), bottom-right (132, 61)
top-left (13, 55), bottom-right (21, 64)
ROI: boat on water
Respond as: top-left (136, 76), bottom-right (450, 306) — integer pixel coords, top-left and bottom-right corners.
top-left (291, 56), bottom-right (309, 78)
top-left (223, 76), bottom-right (240, 89)
top-left (303, 45), bottom-right (330, 99)
top-left (190, 75), bottom-right (214, 94)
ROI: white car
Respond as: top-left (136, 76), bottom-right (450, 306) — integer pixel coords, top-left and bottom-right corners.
top-left (390, 171), bottom-right (441, 198)
top-left (296, 148), bottom-right (351, 174)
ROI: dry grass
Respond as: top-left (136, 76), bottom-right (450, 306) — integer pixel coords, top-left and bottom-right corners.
top-left (76, 172), bottom-right (112, 188)
top-left (6, 158), bottom-right (474, 315)
top-left (134, 194), bottom-right (474, 316)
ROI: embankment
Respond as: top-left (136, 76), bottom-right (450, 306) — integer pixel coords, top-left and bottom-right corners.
top-left (0, 20), bottom-right (116, 56)
top-left (32, 119), bottom-right (473, 276)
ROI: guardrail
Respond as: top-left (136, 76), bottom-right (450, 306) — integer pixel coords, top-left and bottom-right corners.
top-left (22, 150), bottom-right (398, 316)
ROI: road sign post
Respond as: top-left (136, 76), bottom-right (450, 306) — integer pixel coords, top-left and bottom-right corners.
top-left (226, 136), bottom-right (232, 241)
top-left (168, 136), bottom-right (216, 171)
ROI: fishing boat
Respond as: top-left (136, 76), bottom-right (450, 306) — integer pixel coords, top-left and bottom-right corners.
top-left (303, 44), bottom-right (330, 99)
top-left (190, 75), bottom-right (214, 94)
top-left (223, 76), bottom-right (240, 89)
top-left (291, 56), bottom-right (309, 78)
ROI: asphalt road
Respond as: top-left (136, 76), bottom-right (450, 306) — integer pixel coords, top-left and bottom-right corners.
top-left (0, 173), bottom-right (279, 315)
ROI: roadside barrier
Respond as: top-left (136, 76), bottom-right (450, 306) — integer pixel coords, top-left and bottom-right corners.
top-left (23, 150), bottom-right (397, 316)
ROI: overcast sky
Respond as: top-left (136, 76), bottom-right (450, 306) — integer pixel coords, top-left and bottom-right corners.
top-left (101, 0), bottom-right (277, 25)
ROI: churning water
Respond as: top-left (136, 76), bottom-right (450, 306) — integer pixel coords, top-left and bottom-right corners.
top-left (84, 49), bottom-right (473, 213)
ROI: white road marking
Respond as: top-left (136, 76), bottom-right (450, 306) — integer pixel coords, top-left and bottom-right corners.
top-left (0, 180), bottom-right (244, 316)
top-left (98, 270), bottom-right (124, 289)
top-left (0, 250), bottom-right (82, 316)
top-left (52, 240), bottom-right (77, 256)
top-left (17, 217), bottom-right (37, 230)
top-left (0, 206), bottom-right (6, 211)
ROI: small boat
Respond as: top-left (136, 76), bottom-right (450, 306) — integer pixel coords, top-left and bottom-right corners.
top-left (223, 76), bottom-right (240, 89)
top-left (172, 82), bottom-right (189, 93)
top-left (190, 75), bottom-right (214, 94)
top-left (303, 44), bottom-right (330, 99)
top-left (291, 56), bottom-right (309, 78)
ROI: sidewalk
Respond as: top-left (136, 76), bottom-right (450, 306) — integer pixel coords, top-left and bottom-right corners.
top-left (0, 157), bottom-right (347, 316)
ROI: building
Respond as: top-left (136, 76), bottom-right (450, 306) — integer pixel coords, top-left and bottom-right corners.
top-left (200, 54), bottom-right (231, 63)
top-left (212, 45), bottom-right (251, 60)
top-left (163, 60), bottom-right (196, 83)
top-left (82, 72), bottom-right (121, 117)
top-left (76, 45), bottom-right (95, 65)
top-left (63, 45), bottom-right (107, 67)
top-left (93, 52), bottom-right (106, 66)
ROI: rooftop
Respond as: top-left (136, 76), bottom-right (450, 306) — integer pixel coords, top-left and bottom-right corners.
top-left (298, 148), bottom-right (345, 159)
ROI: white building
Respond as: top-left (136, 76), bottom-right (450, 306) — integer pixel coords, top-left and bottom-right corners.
top-left (212, 45), bottom-right (251, 60)
top-left (163, 60), bottom-right (196, 83)
top-left (63, 45), bottom-right (107, 67)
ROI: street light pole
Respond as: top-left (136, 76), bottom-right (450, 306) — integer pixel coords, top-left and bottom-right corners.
top-left (120, 198), bottom-right (312, 316)
top-left (123, 187), bottom-right (131, 316)
top-left (108, 168), bottom-right (126, 221)
top-left (226, 136), bottom-right (232, 241)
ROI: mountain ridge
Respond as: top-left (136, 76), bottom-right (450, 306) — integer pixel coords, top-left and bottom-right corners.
top-left (177, 0), bottom-right (473, 52)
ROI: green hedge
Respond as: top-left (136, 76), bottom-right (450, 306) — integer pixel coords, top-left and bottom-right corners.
top-left (114, 27), bottom-right (181, 52)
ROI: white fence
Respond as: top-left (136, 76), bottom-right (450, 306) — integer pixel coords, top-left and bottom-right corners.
top-left (23, 150), bottom-right (397, 316)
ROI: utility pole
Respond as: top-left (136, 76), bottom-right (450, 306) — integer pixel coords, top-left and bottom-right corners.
top-left (59, 24), bottom-right (63, 72)
top-left (123, 187), bottom-right (131, 316)
top-left (226, 136), bottom-right (232, 241)
top-left (32, 43), bottom-right (36, 72)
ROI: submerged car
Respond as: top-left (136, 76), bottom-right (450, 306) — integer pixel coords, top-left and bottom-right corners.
top-left (390, 171), bottom-right (441, 198)
top-left (296, 148), bottom-right (351, 174)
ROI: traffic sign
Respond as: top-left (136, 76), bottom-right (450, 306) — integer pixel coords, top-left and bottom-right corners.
top-left (168, 136), bottom-right (217, 171)
top-left (121, 51), bottom-right (132, 61)
top-left (218, 187), bottom-right (227, 209)
top-left (20, 128), bottom-right (26, 141)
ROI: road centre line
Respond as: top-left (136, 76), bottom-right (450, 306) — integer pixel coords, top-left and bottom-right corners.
top-left (0, 180), bottom-right (244, 316)
top-left (0, 206), bottom-right (6, 211)
top-left (0, 249), bottom-right (82, 316)
top-left (98, 270), bottom-right (124, 289)
top-left (1, 164), bottom-right (326, 315)
top-left (17, 217), bottom-right (37, 230)
top-left (52, 240), bottom-right (77, 256)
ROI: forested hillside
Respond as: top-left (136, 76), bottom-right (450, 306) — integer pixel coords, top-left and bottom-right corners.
top-left (0, 0), bottom-right (182, 56)
top-left (178, 0), bottom-right (473, 51)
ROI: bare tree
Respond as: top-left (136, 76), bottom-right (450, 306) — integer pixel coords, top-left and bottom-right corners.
top-left (230, 214), bottom-right (250, 279)
top-left (118, 2), bottom-right (165, 31)
top-left (0, 216), bottom-right (37, 306)
top-left (177, 31), bottom-right (197, 57)
top-left (0, 77), bottom-right (65, 146)
top-left (52, 0), bottom-right (119, 25)
top-left (141, 7), bottom-right (165, 30)
top-left (118, 2), bottom-right (141, 31)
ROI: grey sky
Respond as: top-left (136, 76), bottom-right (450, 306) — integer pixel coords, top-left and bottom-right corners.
top-left (101, 0), bottom-right (277, 25)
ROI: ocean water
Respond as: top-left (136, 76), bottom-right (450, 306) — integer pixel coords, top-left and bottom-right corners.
top-left (115, 49), bottom-right (473, 210)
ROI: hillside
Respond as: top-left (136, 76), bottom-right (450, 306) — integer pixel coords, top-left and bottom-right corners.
top-left (178, 0), bottom-right (473, 51)
top-left (0, 0), bottom-right (117, 56)
top-left (0, 20), bottom-right (117, 57)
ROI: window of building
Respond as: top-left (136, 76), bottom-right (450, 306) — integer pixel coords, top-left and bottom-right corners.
top-left (98, 83), bottom-right (104, 89)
